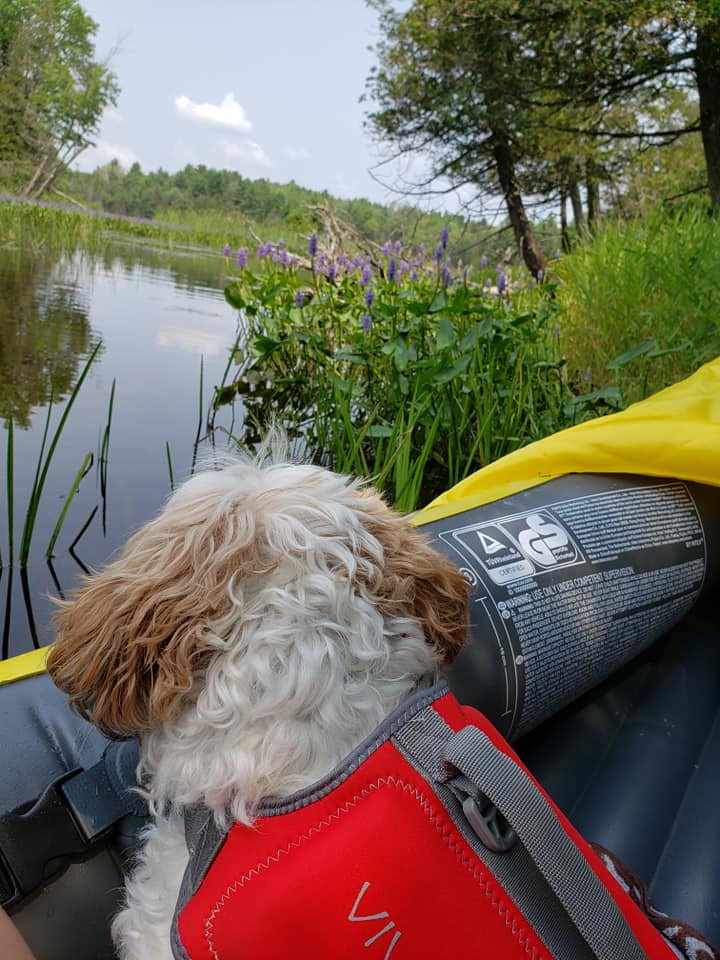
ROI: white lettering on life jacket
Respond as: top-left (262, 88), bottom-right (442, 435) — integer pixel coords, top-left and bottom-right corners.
top-left (348, 881), bottom-right (402, 958)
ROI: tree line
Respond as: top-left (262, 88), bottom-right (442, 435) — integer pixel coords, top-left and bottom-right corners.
top-left (58, 160), bottom-right (550, 268)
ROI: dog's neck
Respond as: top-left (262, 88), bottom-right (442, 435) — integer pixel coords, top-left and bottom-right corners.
top-left (140, 614), bottom-right (440, 826)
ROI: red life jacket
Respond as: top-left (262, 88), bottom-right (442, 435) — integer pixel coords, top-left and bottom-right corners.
top-left (171, 682), bottom-right (677, 960)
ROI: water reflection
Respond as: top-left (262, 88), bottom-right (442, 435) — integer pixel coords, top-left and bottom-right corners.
top-left (0, 239), bottom-right (237, 659)
top-left (0, 248), bottom-right (94, 427)
top-left (97, 236), bottom-right (229, 297)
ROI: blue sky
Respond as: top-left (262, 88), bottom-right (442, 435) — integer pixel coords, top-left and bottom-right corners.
top-left (77, 0), bottom-right (421, 206)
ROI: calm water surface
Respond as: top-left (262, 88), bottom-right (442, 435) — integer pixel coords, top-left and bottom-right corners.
top-left (0, 240), bottom-right (241, 658)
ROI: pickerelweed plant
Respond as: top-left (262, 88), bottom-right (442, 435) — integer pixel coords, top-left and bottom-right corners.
top-left (219, 230), bottom-right (573, 511)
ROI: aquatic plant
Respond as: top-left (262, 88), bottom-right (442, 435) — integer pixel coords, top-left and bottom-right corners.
top-left (2, 341), bottom-right (104, 569)
top-left (219, 229), bottom-right (571, 510)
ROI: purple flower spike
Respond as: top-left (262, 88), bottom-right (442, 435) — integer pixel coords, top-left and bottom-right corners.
top-left (364, 288), bottom-right (375, 309)
top-left (537, 268), bottom-right (544, 281)
top-left (387, 257), bottom-right (397, 282)
top-left (480, 255), bottom-right (489, 268)
top-left (394, 240), bottom-right (402, 254)
top-left (362, 313), bottom-right (372, 333)
top-left (295, 289), bottom-right (305, 308)
top-left (554, 250), bottom-right (562, 260)
top-left (236, 247), bottom-right (249, 268)
top-left (439, 226), bottom-right (449, 250)
top-left (360, 266), bottom-right (372, 287)
top-left (382, 241), bottom-right (392, 257)
top-left (279, 250), bottom-right (289, 267)
top-left (308, 233), bottom-right (318, 257)
top-left (497, 272), bottom-right (507, 295)
top-left (441, 265), bottom-right (452, 287)
top-left (433, 245), bottom-right (443, 264)
top-left (326, 262), bottom-right (337, 282)
top-left (223, 243), bottom-right (231, 257)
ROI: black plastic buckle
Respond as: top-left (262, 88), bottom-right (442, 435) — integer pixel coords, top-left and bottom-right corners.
top-left (0, 769), bottom-right (89, 908)
top-left (462, 794), bottom-right (517, 853)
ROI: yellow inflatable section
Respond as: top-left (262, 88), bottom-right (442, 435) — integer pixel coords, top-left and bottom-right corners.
top-left (0, 646), bottom-right (50, 686)
top-left (418, 357), bottom-right (720, 525)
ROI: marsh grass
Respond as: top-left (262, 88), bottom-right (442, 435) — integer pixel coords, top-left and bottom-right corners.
top-left (554, 208), bottom-right (720, 404)
top-left (0, 199), bottom-right (229, 254)
top-left (2, 341), bottom-right (103, 569)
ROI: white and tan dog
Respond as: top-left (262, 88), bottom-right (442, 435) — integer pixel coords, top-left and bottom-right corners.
top-left (47, 451), bottom-right (470, 960)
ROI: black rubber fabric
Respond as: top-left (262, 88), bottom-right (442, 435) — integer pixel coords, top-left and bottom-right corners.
top-left (518, 612), bottom-right (720, 947)
top-left (3, 612), bottom-right (720, 958)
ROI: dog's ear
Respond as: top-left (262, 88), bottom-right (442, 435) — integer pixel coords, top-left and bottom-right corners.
top-left (358, 499), bottom-right (471, 664)
top-left (47, 503), bottom-right (269, 737)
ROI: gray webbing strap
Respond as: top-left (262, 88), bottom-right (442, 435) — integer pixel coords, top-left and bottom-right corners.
top-left (441, 725), bottom-right (649, 960)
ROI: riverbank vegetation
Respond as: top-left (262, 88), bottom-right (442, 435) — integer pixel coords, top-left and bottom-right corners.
top-left (216, 208), bottom-right (720, 510)
top-left (53, 161), bottom-right (550, 268)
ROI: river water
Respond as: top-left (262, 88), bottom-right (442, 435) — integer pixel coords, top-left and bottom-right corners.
top-left (0, 239), bottom-right (240, 658)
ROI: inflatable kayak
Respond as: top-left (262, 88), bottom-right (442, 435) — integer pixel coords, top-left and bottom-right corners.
top-left (2, 359), bottom-right (719, 959)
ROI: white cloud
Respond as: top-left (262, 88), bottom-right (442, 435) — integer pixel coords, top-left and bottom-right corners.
top-left (74, 139), bottom-right (140, 171)
top-left (224, 140), bottom-right (272, 169)
top-left (286, 146), bottom-right (311, 160)
top-left (175, 92), bottom-right (252, 133)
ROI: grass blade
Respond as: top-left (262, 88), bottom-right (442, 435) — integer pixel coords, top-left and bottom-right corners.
top-left (4, 418), bottom-right (13, 569)
top-left (19, 340), bottom-right (102, 566)
top-left (99, 378), bottom-right (116, 535)
top-left (46, 451), bottom-right (94, 558)
top-left (99, 378), bottom-right (116, 497)
top-left (191, 355), bottom-right (204, 474)
top-left (166, 441), bottom-right (175, 491)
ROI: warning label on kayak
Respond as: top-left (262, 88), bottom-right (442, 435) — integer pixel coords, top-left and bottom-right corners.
top-left (427, 477), bottom-right (707, 739)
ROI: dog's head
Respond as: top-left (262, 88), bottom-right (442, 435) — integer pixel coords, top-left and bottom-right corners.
top-left (48, 459), bottom-right (470, 741)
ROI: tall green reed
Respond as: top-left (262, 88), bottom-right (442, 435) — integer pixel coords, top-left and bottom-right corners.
top-left (554, 207), bottom-right (720, 404)
top-left (2, 341), bottom-right (103, 569)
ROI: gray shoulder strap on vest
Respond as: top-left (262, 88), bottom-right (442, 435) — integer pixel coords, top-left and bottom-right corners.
top-left (439, 725), bottom-right (649, 960)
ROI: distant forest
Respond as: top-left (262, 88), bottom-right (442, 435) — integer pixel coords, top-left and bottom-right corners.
top-left (58, 161), bottom-right (560, 267)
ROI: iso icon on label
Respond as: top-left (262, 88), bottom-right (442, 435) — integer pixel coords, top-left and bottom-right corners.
top-left (504, 511), bottom-right (580, 569)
